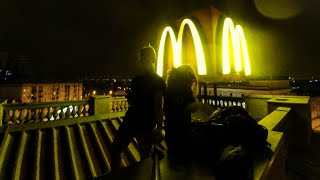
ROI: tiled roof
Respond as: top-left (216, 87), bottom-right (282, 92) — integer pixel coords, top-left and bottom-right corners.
top-left (0, 117), bottom-right (140, 180)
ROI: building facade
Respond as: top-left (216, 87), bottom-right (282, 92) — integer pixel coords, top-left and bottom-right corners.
top-left (0, 82), bottom-right (83, 103)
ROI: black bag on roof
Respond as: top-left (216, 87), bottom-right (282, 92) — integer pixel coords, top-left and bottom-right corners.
top-left (191, 106), bottom-right (271, 151)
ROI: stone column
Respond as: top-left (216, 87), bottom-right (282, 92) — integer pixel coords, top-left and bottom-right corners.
top-left (89, 95), bottom-right (112, 115)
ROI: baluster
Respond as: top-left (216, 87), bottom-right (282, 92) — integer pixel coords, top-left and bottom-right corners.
top-left (81, 105), bottom-right (87, 116)
top-left (85, 104), bottom-right (91, 116)
top-left (53, 108), bottom-right (59, 120)
top-left (83, 104), bottom-right (89, 116)
top-left (65, 106), bottom-right (71, 119)
top-left (33, 109), bottom-right (39, 122)
top-left (116, 101), bottom-right (121, 111)
top-left (47, 108), bottom-right (53, 121)
top-left (40, 108), bottom-right (48, 121)
top-left (86, 104), bottom-right (90, 116)
top-left (3, 109), bottom-right (10, 125)
top-left (12, 109), bottom-right (18, 124)
top-left (117, 101), bottom-right (121, 111)
top-left (125, 101), bottom-right (129, 110)
top-left (26, 109), bottom-right (32, 123)
top-left (59, 107), bottom-right (66, 119)
top-left (242, 102), bottom-right (246, 109)
top-left (18, 109), bottom-right (27, 123)
top-left (71, 105), bottom-right (77, 118)
top-left (120, 101), bottom-right (125, 111)
top-left (77, 105), bottom-right (83, 117)
top-left (83, 104), bottom-right (88, 116)
top-left (113, 102), bottom-right (118, 112)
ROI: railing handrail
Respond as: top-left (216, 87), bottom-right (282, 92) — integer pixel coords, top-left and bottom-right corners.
top-left (2, 99), bottom-right (89, 109)
top-left (111, 96), bottom-right (127, 102)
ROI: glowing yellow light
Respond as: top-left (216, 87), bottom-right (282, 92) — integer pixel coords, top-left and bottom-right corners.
top-left (157, 19), bottom-right (207, 76)
top-left (222, 18), bottom-right (251, 75)
top-left (236, 25), bottom-right (251, 75)
top-left (157, 27), bottom-right (177, 76)
top-left (93, 90), bottom-right (96, 95)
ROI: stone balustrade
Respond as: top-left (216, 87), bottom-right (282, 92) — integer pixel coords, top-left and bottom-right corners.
top-left (0, 100), bottom-right (90, 126)
top-left (0, 95), bottom-right (129, 126)
top-left (111, 97), bottom-right (129, 112)
top-left (199, 96), bottom-right (246, 109)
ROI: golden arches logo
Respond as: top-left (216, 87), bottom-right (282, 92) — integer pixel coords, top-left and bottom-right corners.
top-left (222, 18), bottom-right (251, 76)
top-left (157, 19), bottom-right (207, 76)
top-left (157, 17), bottom-right (251, 77)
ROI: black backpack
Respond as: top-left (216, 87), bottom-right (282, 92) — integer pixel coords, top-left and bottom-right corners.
top-left (191, 106), bottom-right (271, 151)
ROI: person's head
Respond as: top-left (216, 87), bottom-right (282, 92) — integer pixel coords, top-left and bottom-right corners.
top-left (139, 45), bottom-right (157, 74)
top-left (167, 64), bottom-right (198, 93)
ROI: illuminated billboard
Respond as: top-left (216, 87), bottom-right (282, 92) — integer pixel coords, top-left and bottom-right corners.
top-left (156, 10), bottom-right (251, 79)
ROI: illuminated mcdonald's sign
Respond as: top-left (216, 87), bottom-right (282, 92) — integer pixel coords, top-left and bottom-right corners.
top-left (157, 19), bottom-right (207, 77)
top-left (157, 17), bottom-right (251, 77)
top-left (222, 18), bottom-right (251, 76)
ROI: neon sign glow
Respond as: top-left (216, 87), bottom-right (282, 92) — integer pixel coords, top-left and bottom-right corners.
top-left (157, 17), bottom-right (251, 77)
top-left (157, 19), bottom-right (207, 76)
top-left (222, 18), bottom-right (251, 75)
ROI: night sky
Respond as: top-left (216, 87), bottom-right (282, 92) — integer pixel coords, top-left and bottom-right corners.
top-left (0, 0), bottom-right (319, 80)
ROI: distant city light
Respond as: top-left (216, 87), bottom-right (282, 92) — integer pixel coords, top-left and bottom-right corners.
top-left (93, 90), bottom-right (96, 95)
top-left (109, 90), bottom-right (113, 95)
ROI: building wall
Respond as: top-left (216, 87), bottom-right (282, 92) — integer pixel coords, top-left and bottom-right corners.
top-left (19, 82), bottom-right (83, 103)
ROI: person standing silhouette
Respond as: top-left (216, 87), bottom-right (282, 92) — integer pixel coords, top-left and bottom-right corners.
top-left (163, 65), bottom-right (198, 166)
top-left (110, 45), bottom-right (166, 173)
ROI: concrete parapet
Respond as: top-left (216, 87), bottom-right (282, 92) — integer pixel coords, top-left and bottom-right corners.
top-left (267, 96), bottom-right (312, 149)
top-left (89, 95), bottom-right (112, 115)
top-left (246, 95), bottom-right (273, 120)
